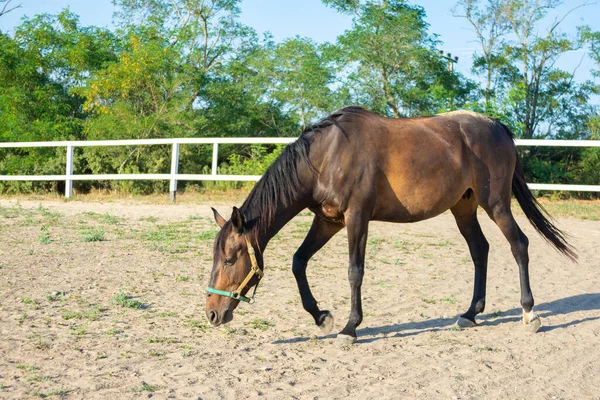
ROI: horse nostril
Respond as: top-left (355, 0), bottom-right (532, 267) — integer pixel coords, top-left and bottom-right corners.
top-left (209, 311), bottom-right (218, 324)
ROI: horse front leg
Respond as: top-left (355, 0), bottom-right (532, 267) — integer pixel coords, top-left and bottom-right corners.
top-left (338, 211), bottom-right (370, 344)
top-left (292, 216), bottom-right (343, 334)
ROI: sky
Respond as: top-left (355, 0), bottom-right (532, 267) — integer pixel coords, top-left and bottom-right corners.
top-left (1, 0), bottom-right (599, 82)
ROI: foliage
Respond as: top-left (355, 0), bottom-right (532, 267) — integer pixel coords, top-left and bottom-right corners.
top-left (0, 0), bottom-right (598, 197)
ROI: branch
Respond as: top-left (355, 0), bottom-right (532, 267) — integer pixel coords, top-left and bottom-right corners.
top-left (0, 0), bottom-right (22, 18)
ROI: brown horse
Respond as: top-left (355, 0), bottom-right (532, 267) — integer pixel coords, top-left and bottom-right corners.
top-left (206, 107), bottom-right (576, 343)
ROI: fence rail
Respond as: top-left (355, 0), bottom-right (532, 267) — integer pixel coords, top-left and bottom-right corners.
top-left (1, 138), bottom-right (599, 200)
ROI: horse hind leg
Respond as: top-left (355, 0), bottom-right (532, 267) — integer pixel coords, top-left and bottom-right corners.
top-left (451, 195), bottom-right (490, 328)
top-left (489, 202), bottom-right (542, 333)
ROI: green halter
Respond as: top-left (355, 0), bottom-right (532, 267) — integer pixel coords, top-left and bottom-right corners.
top-left (206, 231), bottom-right (263, 304)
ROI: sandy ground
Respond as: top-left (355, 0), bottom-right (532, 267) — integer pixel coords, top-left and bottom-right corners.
top-left (0, 198), bottom-right (599, 399)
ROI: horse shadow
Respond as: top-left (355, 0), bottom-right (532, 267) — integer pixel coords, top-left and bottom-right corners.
top-left (272, 293), bottom-right (600, 345)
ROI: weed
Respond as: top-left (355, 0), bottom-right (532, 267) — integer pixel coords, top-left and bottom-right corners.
top-left (473, 346), bottom-right (499, 352)
top-left (70, 325), bottom-right (87, 336)
top-left (142, 310), bottom-right (177, 319)
top-left (421, 298), bottom-right (436, 304)
top-left (146, 336), bottom-right (178, 344)
top-left (62, 306), bottom-right (104, 321)
top-left (186, 319), bottom-right (209, 330)
top-left (45, 291), bottom-right (68, 302)
top-left (111, 290), bottom-right (144, 309)
top-left (38, 225), bottom-right (51, 245)
top-left (17, 364), bottom-right (38, 372)
top-left (175, 275), bottom-right (191, 282)
top-left (196, 230), bottom-right (218, 240)
top-left (130, 382), bottom-right (161, 392)
top-left (245, 318), bottom-right (274, 331)
top-left (80, 228), bottom-right (105, 242)
top-left (96, 353), bottom-right (108, 360)
top-left (20, 297), bottom-right (40, 308)
top-left (439, 297), bottom-right (456, 305)
top-left (105, 328), bottom-right (122, 336)
top-left (23, 375), bottom-right (52, 382)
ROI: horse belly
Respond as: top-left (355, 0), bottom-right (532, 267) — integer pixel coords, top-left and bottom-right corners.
top-left (372, 156), bottom-right (469, 223)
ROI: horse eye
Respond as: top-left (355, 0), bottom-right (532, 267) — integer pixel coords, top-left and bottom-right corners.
top-left (223, 258), bottom-right (234, 266)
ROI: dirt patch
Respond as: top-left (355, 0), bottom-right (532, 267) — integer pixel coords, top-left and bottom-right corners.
top-left (1, 198), bottom-right (599, 399)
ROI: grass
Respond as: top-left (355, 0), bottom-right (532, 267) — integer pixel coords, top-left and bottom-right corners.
top-left (421, 298), bottom-right (436, 305)
top-left (80, 228), bottom-right (105, 242)
top-left (196, 230), bottom-right (218, 240)
top-left (130, 382), bottom-right (161, 392)
top-left (62, 306), bottom-right (105, 321)
top-left (533, 199), bottom-right (600, 221)
top-left (245, 318), bottom-right (274, 331)
top-left (111, 290), bottom-right (144, 309)
top-left (17, 364), bottom-right (38, 372)
top-left (473, 346), bottom-right (499, 352)
top-left (186, 319), bottom-right (209, 330)
top-left (439, 297), bottom-right (456, 305)
top-left (29, 388), bottom-right (71, 398)
top-left (146, 336), bottom-right (178, 344)
top-left (38, 225), bottom-right (51, 245)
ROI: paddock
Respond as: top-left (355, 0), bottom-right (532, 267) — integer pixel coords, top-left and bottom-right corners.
top-left (0, 198), bottom-right (599, 399)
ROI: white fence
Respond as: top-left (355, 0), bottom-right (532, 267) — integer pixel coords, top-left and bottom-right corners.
top-left (0, 138), bottom-right (599, 200)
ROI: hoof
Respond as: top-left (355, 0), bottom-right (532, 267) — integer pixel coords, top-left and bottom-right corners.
top-left (335, 333), bottom-right (357, 346)
top-left (318, 311), bottom-right (334, 335)
top-left (524, 316), bottom-right (542, 333)
top-left (455, 316), bottom-right (476, 329)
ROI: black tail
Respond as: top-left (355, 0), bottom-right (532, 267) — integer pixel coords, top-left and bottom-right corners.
top-left (498, 122), bottom-right (578, 261)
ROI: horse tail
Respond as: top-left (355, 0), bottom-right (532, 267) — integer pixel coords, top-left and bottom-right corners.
top-left (497, 121), bottom-right (578, 262)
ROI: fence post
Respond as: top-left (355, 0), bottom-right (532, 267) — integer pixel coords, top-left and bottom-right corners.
top-left (212, 142), bottom-right (219, 177)
top-left (170, 142), bottom-right (179, 202)
top-left (65, 145), bottom-right (74, 199)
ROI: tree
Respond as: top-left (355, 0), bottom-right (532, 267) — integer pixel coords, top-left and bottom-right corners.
top-left (0, 0), bottom-right (20, 18)
top-left (325, 0), bottom-right (472, 117)
top-left (0, 11), bottom-right (118, 192)
top-left (453, 0), bottom-right (511, 114)
top-left (455, 0), bottom-right (597, 138)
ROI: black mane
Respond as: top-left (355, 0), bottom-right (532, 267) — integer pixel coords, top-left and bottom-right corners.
top-left (240, 107), bottom-right (367, 233)
top-left (240, 131), bottom-right (314, 234)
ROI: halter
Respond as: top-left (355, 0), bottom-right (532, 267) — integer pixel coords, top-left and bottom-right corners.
top-left (206, 230), bottom-right (263, 304)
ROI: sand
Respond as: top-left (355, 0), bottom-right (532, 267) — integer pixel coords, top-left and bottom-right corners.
top-left (0, 198), bottom-right (599, 399)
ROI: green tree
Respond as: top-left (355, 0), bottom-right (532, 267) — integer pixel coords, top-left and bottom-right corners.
top-left (325, 0), bottom-right (472, 117)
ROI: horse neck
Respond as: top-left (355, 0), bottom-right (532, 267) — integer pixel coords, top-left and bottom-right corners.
top-left (242, 195), bottom-right (311, 252)
top-left (242, 195), bottom-right (309, 252)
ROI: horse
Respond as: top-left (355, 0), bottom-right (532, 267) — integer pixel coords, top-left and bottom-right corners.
top-left (206, 106), bottom-right (576, 344)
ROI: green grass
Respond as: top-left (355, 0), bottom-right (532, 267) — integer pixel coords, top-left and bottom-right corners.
top-left (130, 382), bottom-right (161, 392)
top-left (196, 230), bottom-right (218, 240)
top-left (245, 318), bottom-right (274, 331)
top-left (111, 290), bottom-right (144, 309)
top-left (421, 298), bottom-right (436, 304)
top-left (62, 306), bottom-right (105, 321)
top-left (185, 319), bottom-right (209, 330)
top-left (439, 297), bottom-right (456, 305)
top-left (17, 364), bottom-right (38, 372)
top-left (146, 336), bottom-right (178, 344)
top-left (38, 225), bottom-right (51, 245)
top-left (80, 228), bottom-right (105, 242)
top-left (473, 346), bottom-right (499, 352)
top-left (537, 200), bottom-right (600, 221)
top-left (29, 388), bottom-right (71, 398)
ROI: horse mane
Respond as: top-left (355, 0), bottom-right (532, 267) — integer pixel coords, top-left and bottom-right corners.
top-left (241, 106), bottom-right (373, 233)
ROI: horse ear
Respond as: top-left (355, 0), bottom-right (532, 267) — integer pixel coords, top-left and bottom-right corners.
top-left (231, 206), bottom-right (245, 233)
top-left (212, 207), bottom-right (226, 228)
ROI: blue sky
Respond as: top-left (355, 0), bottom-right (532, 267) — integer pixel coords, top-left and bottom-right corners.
top-left (1, 0), bottom-right (598, 82)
